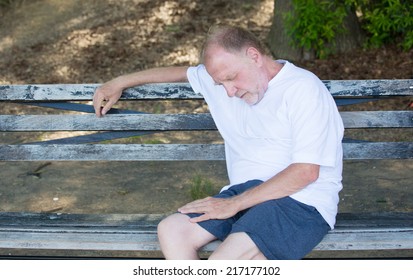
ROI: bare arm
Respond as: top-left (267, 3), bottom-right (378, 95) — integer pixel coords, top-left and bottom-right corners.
top-left (93, 66), bottom-right (189, 117)
top-left (235, 163), bottom-right (319, 209)
top-left (179, 163), bottom-right (320, 222)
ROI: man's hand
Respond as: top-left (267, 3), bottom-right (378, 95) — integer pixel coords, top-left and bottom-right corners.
top-left (93, 81), bottom-right (123, 117)
top-left (178, 196), bottom-right (241, 223)
top-left (92, 66), bottom-right (189, 117)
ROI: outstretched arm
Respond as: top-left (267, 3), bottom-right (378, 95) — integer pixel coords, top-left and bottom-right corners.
top-left (93, 66), bottom-right (189, 117)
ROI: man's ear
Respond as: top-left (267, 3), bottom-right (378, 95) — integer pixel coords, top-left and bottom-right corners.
top-left (245, 47), bottom-right (262, 66)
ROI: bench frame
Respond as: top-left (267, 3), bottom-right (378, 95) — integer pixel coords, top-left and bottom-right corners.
top-left (0, 80), bottom-right (412, 258)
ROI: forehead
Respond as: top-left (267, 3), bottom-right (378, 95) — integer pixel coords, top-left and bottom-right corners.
top-left (204, 46), bottom-right (243, 81)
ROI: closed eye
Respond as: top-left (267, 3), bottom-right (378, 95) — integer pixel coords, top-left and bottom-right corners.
top-left (213, 73), bottom-right (237, 86)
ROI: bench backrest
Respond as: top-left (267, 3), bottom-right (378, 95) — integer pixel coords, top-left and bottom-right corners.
top-left (1, 80), bottom-right (412, 161)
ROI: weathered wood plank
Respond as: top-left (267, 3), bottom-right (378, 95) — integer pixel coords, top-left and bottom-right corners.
top-left (0, 114), bottom-right (217, 131)
top-left (0, 144), bottom-right (226, 161)
top-left (1, 80), bottom-right (412, 101)
top-left (0, 83), bottom-right (198, 101)
top-left (0, 142), bottom-right (412, 161)
top-left (2, 212), bottom-right (411, 228)
top-left (343, 142), bottom-right (413, 160)
top-left (1, 227), bottom-right (411, 251)
top-left (0, 212), bottom-right (164, 228)
top-left (1, 111), bottom-right (412, 131)
top-left (334, 212), bottom-right (413, 227)
top-left (323, 79), bottom-right (413, 97)
top-left (0, 213), bottom-right (411, 252)
top-left (340, 111), bottom-right (413, 128)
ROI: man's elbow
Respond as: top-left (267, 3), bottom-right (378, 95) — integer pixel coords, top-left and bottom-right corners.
top-left (300, 163), bottom-right (320, 184)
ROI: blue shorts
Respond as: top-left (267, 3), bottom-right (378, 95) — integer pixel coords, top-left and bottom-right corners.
top-left (186, 180), bottom-right (331, 259)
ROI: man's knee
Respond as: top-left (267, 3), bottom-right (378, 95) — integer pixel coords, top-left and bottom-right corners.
top-left (158, 213), bottom-right (214, 246)
top-left (158, 213), bottom-right (186, 242)
top-left (158, 213), bottom-right (217, 259)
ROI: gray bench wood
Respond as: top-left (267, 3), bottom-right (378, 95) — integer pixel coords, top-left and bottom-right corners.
top-left (0, 80), bottom-right (412, 258)
top-left (0, 212), bottom-right (411, 254)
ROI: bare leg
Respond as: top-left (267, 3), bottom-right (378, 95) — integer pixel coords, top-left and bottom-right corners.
top-left (157, 213), bottom-right (217, 259)
top-left (209, 232), bottom-right (267, 260)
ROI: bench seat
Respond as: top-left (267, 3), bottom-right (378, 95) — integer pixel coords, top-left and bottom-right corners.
top-left (0, 212), bottom-right (412, 258)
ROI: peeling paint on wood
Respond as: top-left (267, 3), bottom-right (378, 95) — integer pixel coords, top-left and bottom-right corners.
top-left (0, 144), bottom-right (226, 161)
top-left (1, 111), bottom-right (412, 131)
top-left (0, 113), bottom-right (217, 131)
top-left (1, 80), bottom-right (412, 101)
top-left (1, 142), bottom-right (412, 161)
top-left (0, 83), bottom-right (198, 101)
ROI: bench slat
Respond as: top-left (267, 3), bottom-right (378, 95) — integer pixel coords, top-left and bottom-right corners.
top-left (0, 142), bottom-right (412, 161)
top-left (1, 111), bottom-right (412, 131)
top-left (340, 111), bottom-right (413, 128)
top-left (0, 144), bottom-right (226, 161)
top-left (0, 113), bottom-right (217, 131)
top-left (0, 212), bottom-right (411, 252)
top-left (2, 212), bottom-right (411, 228)
top-left (1, 227), bottom-right (411, 252)
top-left (0, 83), bottom-right (197, 101)
top-left (324, 79), bottom-right (413, 97)
top-left (343, 142), bottom-right (413, 159)
top-left (1, 80), bottom-right (412, 101)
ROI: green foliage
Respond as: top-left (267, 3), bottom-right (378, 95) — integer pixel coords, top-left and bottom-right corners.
top-left (188, 174), bottom-right (216, 200)
top-left (284, 0), bottom-right (349, 59)
top-left (284, 0), bottom-right (413, 58)
top-left (360, 0), bottom-right (413, 50)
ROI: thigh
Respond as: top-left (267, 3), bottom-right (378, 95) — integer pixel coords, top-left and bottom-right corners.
top-left (231, 197), bottom-right (331, 260)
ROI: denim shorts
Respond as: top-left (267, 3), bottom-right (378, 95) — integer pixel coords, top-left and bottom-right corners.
top-left (186, 179), bottom-right (331, 260)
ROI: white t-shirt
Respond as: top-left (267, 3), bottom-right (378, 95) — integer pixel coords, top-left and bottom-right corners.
top-left (187, 61), bottom-right (344, 229)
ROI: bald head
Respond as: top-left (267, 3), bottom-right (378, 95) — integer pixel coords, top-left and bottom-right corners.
top-left (201, 26), bottom-right (267, 64)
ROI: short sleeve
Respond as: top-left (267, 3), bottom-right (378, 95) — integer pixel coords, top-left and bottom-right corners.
top-left (186, 65), bottom-right (203, 94)
top-left (186, 64), bottom-right (229, 108)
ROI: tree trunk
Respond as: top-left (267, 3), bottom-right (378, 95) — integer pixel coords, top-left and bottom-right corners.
top-left (268, 0), bottom-right (304, 61)
top-left (268, 0), bottom-right (365, 61)
top-left (331, 7), bottom-right (365, 54)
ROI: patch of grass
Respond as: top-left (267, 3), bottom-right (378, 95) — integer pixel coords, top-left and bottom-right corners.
top-left (117, 188), bottom-right (129, 196)
top-left (188, 174), bottom-right (217, 200)
top-left (142, 139), bottom-right (164, 144)
top-left (165, 24), bottom-right (181, 33)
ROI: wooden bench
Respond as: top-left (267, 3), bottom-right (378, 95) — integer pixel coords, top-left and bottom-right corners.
top-left (0, 80), bottom-right (412, 259)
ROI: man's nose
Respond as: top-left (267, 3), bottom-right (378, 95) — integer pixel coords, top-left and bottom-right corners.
top-left (224, 83), bottom-right (237, 97)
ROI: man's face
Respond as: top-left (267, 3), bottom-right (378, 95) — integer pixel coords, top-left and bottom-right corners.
top-left (204, 46), bottom-right (268, 105)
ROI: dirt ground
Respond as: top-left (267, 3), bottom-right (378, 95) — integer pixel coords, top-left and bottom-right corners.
top-left (0, 0), bottom-right (412, 258)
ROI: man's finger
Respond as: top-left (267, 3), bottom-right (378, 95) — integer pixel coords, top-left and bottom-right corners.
top-left (101, 99), bottom-right (116, 116)
top-left (178, 197), bottom-right (211, 212)
top-left (93, 93), bottom-right (104, 117)
top-left (178, 204), bottom-right (203, 214)
top-left (189, 213), bottom-right (210, 223)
